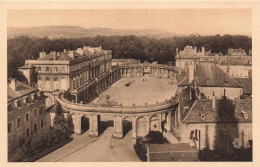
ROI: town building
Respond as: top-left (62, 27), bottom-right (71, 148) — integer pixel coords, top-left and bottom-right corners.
top-left (175, 46), bottom-right (252, 78)
top-left (172, 61), bottom-right (252, 157)
top-left (8, 78), bottom-right (49, 153)
top-left (19, 46), bottom-right (115, 108)
top-left (177, 61), bottom-right (243, 100)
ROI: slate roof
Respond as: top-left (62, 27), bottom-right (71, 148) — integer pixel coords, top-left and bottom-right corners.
top-left (182, 99), bottom-right (252, 123)
top-left (8, 79), bottom-right (38, 102)
top-left (178, 62), bottom-right (242, 88)
top-left (112, 59), bottom-right (140, 64)
top-left (18, 64), bottom-right (35, 69)
top-left (235, 78), bottom-right (252, 94)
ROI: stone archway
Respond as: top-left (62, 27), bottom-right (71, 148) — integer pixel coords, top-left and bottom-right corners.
top-left (81, 115), bottom-right (89, 133)
top-left (136, 116), bottom-right (147, 137)
top-left (122, 116), bottom-right (132, 137)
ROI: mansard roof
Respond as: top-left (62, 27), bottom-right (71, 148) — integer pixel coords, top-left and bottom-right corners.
top-left (178, 62), bottom-right (242, 88)
top-left (182, 99), bottom-right (252, 123)
top-left (235, 78), bottom-right (252, 94)
top-left (8, 79), bottom-right (38, 102)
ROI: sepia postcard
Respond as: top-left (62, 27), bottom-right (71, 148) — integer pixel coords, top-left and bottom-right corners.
top-left (0, 0), bottom-right (259, 167)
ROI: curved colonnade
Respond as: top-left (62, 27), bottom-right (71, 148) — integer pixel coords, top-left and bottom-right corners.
top-left (57, 63), bottom-right (180, 139)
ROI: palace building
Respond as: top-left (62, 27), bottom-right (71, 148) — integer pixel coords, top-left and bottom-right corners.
top-left (19, 46), bottom-right (120, 108)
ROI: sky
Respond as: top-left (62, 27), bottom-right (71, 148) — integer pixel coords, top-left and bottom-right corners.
top-left (7, 9), bottom-right (251, 36)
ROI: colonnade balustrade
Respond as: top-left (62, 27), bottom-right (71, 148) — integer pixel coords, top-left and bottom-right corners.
top-left (58, 93), bottom-right (180, 139)
top-left (57, 63), bottom-right (181, 140)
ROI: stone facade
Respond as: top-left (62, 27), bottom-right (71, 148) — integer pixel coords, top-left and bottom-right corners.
top-left (175, 46), bottom-right (252, 79)
top-left (8, 78), bottom-right (49, 153)
top-left (20, 46), bottom-right (114, 108)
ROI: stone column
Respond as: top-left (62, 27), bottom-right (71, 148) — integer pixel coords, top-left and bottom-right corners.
top-left (175, 108), bottom-right (178, 127)
top-left (72, 113), bottom-right (82, 135)
top-left (89, 115), bottom-right (99, 137)
top-left (146, 115), bottom-right (151, 133)
top-left (132, 116), bottom-right (137, 139)
top-left (113, 116), bottom-right (123, 138)
top-left (158, 113), bottom-right (162, 132)
top-left (166, 111), bottom-right (172, 131)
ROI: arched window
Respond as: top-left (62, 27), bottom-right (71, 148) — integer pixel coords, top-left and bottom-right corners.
top-left (54, 78), bottom-right (59, 90)
top-left (45, 78), bottom-right (50, 90)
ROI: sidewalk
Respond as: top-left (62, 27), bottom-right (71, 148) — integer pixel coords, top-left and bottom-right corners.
top-left (163, 131), bottom-right (180, 144)
top-left (37, 130), bottom-right (99, 162)
top-left (111, 130), bottom-right (141, 162)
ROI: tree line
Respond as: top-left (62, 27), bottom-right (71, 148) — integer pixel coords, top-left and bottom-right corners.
top-left (8, 34), bottom-right (251, 79)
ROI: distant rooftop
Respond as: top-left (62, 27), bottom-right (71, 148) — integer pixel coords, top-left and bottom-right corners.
top-left (178, 62), bottom-right (242, 88)
top-left (36, 46), bottom-right (111, 61)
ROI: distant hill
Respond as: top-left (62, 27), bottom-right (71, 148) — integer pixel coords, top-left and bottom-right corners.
top-left (7, 26), bottom-right (179, 39)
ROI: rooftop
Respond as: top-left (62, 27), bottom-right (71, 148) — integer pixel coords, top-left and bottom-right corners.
top-left (182, 99), bottom-right (252, 123)
top-left (178, 62), bottom-right (242, 88)
top-left (235, 78), bottom-right (252, 94)
top-left (8, 78), bottom-right (38, 102)
top-left (147, 143), bottom-right (198, 161)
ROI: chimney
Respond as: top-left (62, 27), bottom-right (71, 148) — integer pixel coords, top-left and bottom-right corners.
top-left (39, 51), bottom-right (46, 59)
top-left (212, 92), bottom-right (216, 109)
top-left (188, 63), bottom-right (194, 84)
top-left (10, 78), bottom-right (17, 91)
top-left (201, 47), bottom-right (205, 56)
top-left (176, 48), bottom-right (179, 55)
top-left (53, 52), bottom-right (57, 60)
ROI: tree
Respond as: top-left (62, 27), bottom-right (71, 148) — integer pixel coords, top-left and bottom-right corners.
top-left (52, 103), bottom-right (67, 131)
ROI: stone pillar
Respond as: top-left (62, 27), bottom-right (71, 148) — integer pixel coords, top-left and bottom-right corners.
top-left (158, 113), bottom-right (162, 132)
top-left (146, 115), bottom-right (151, 133)
top-left (89, 115), bottom-right (99, 137)
top-left (113, 116), bottom-right (123, 138)
top-left (72, 113), bottom-right (82, 135)
top-left (132, 116), bottom-right (137, 139)
top-left (166, 111), bottom-right (172, 131)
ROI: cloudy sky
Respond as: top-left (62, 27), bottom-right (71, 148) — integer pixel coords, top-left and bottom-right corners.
top-left (8, 9), bottom-right (251, 36)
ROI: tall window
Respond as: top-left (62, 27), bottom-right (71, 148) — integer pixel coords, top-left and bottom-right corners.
top-left (54, 67), bottom-right (58, 72)
top-left (17, 117), bottom-right (22, 128)
top-left (41, 119), bottom-right (44, 128)
top-left (8, 123), bottom-right (12, 133)
top-left (45, 78), bottom-right (50, 90)
top-left (26, 128), bottom-right (30, 137)
top-left (34, 109), bottom-right (37, 117)
top-left (46, 67), bottom-right (50, 72)
top-left (222, 129), bottom-right (228, 141)
top-left (25, 113), bottom-right (30, 122)
top-left (34, 123), bottom-right (37, 133)
top-left (40, 106), bottom-right (44, 114)
top-left (37, 66), bottom-right (41, 72)
top-left (62, 67), bottom-right (65, 72)
top-left (38, 79), bottom-right (42, 89)
top-left (54, 78), bottom-right (59, 90)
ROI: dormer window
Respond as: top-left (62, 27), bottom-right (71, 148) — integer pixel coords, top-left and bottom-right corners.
top-left (241, 110), bottom-right (248, 119)
top-left (206, 79), bottom-right (210, 85)
top-left (200, 113), bottom-right (205, 120)
top-left (224, 79), bottom-right (228, 84)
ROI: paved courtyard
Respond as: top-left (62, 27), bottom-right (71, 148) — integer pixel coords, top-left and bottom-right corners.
top-left (94, 76), bottom-right (177, 106)
top-left (37, 127), bottom-right (140, 162)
